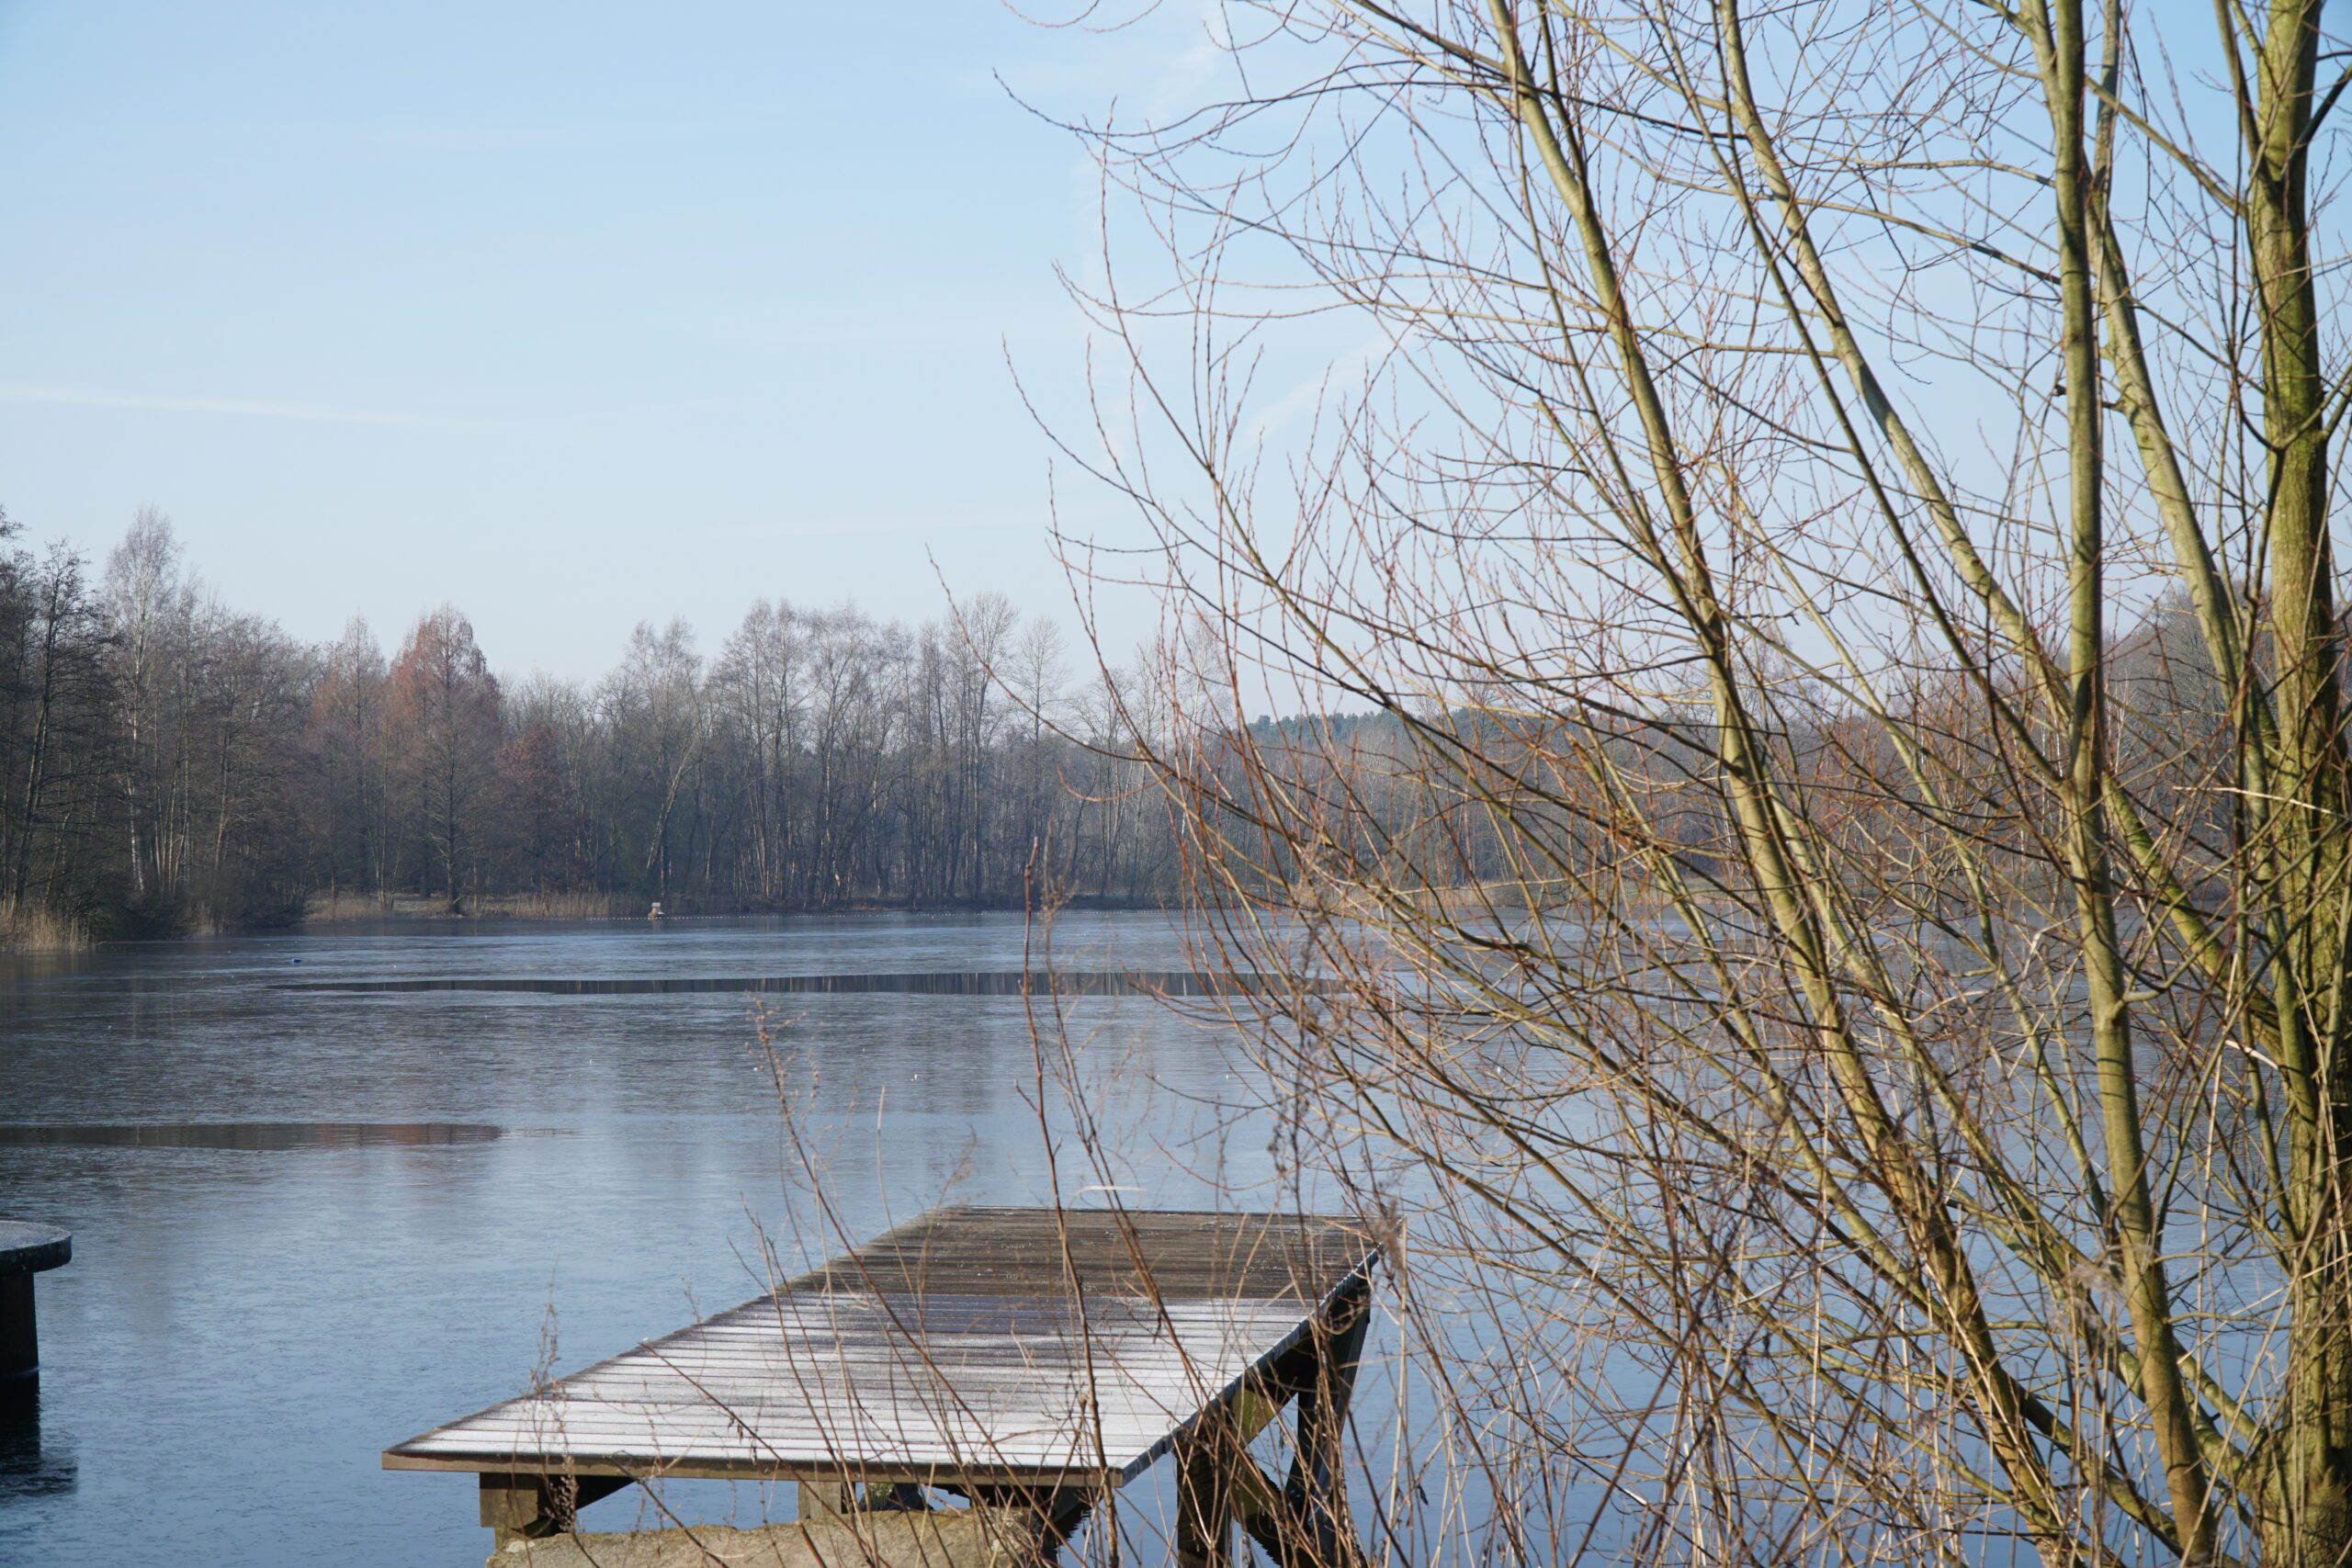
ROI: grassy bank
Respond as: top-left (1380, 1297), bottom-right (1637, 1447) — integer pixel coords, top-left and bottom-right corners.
top-left (301, 890), bottom-right (635, 924)
top-left (0, 900), bottom-right (94, 953)
top-left (299, 889), bottom-right (1172, 926)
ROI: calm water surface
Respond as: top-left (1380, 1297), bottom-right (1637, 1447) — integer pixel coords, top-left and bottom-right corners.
top-left (0, 912), bottom-right (1292, 1566)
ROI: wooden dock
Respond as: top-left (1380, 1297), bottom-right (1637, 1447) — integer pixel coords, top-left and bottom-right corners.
top-left (386, 1206), bottom-right (1379, 1566)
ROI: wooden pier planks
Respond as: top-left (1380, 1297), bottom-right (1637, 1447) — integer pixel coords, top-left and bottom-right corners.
top-left (384, 1207), bottom-right (1375, 1488)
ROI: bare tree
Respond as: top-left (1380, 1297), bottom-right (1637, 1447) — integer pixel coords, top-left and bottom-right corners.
top-left (712, 598), bottom-right (807, 903)
top-left (12, 546), bottom-right (111, 910)
top-left (603, 617), bottom-right (707, 902)
top-left (102, 508), bottom-right (187, 908)
top-left (1046, 0), bottom-right (2352, 1562)
top-left (308, 617), bottom-right (390, 899)
top-left (388, 605), bottom-right (501, 908)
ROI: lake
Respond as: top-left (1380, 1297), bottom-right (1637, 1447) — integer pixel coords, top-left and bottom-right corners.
top-left (0, 911), bottom-right (1302, 1566)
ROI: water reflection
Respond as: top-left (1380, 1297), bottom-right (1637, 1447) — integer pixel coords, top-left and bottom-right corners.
top-left (0, 911), bottom-right (1268, 1567)
top-left (0, 1123), bottom-right (503, 1151)
top-left (275, 970), bottom-right (1316, 997)
top-left (0, 1380), bottom-right (74, 1500)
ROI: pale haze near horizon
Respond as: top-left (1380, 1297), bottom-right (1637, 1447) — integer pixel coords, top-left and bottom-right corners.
top-left (0, 3), bottom-right (1203, 682)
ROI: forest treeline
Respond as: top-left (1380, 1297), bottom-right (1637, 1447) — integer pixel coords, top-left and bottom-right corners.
top-left (0, 503), bottom-right (2226, 948)
top-left (0, 508), bottom-right (1178, 942)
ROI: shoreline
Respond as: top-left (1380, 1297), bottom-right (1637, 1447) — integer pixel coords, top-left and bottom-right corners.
top-left (294, 891), bottom-right (1172, 927)
top-left (0, 893), bottom-right (1177, 956)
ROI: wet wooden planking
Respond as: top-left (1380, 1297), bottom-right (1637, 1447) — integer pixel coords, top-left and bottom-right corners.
top-left (384, 1207), bottom-right (1374, 1484)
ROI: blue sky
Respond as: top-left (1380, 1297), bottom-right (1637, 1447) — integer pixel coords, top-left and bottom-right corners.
top-left (0, 2), bottom-right (1209, 678)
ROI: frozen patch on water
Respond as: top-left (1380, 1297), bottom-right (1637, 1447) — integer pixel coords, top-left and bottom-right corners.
top-left (0, 1122), bottom-right (504, 1150)
top-left (273, 970), bottom-right (1322, 998)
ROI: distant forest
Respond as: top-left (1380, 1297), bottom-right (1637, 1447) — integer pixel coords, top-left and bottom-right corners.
top-left (0, 508), bottom-right (1178, 941)
top-left (0, 506), bottom-right (2228, 948)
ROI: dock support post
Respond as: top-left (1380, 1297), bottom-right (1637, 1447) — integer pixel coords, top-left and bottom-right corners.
top-left (1221, 1276), bottom-right (1374, 1568)
top-left (0, 1224), bottom-right (71, 1382)
top-left (797, 1479), bottom-right (854, 1522)
top-left (1287, 1280), bottom-right (1371, 1568)
top-left (1175, 1418), bottom-right (1235, 1568)
top-left (0, 1278), bottom-right (34, 1382)
top-left (956, 1483), bottom-right (1096, 1566)
top-left (480, 1471), bottom-right (628, 1546)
